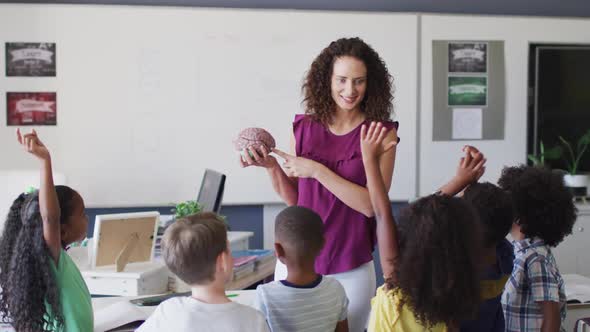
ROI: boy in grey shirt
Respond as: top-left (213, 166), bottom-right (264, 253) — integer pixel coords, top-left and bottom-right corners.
top-left (254, 206), bottom-right (349, 332)
top-left (138, 213), bottom-right (269, 332)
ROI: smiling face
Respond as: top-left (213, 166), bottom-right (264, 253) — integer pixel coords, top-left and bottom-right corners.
top-left (330, 56), bottom-right (368, 113)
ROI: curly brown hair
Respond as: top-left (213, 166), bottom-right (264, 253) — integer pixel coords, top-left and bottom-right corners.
top-left (390, 195), bottom-right (482, 328)
top-left (302, 37), bottom-right (393, 125)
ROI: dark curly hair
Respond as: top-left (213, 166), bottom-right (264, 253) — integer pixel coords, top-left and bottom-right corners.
top-left (391, 195), bottom-right (482, 327)
top-left (498, 165), bottom-right (577, 247)
top-left (302, 37), bottom-right (393, 125)
top-left (463, 182), bottom-right (514, 248)
top-left (0, 186), bottom-right (78, 331)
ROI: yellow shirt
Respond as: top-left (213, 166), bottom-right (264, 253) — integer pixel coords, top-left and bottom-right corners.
top-left (368, 286), bottom-right (448, 332)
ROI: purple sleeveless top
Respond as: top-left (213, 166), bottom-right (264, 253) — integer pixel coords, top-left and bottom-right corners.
top-left (293, 114), bottom-right (399, 275)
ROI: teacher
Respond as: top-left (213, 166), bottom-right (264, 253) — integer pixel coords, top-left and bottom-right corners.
top-left (240, 37), bottom-right (398, 332)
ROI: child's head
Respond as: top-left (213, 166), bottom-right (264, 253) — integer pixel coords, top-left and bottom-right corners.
top-left (498, 165), bottom-right (577, 246)
top-left (274, 206), bottom-right (324, 267)
top-left (54, 185), bottom-right (88, 245)
top-left (162, 212), bottom-right (231, 286)
top-left (302, 37), bottom-right (393, 124)
top-left (394, 194), bottom-right (482, 327)
top-left (0, 185), bottom-right (86, 331)
top-left (463, 182), bottom-right (514, 249)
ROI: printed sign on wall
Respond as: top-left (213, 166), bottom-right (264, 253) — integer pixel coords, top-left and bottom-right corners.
top-left (448, 76), bottom-right (488, 106)
top-left (7, 92), bottom-right (57, 126)
top-left (448, 42), bottom-right (487, 73)
top-left (6, 42), bottom-right (56, 77)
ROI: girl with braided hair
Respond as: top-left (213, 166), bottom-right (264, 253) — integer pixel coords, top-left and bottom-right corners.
top-left (0, 129), bottom-right (92, 331)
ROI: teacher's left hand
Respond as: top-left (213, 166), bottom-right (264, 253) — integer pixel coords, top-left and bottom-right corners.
top-left (273, 149), bottom-right (321, 179)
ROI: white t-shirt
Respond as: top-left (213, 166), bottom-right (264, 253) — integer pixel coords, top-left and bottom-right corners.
top-left (137, 296), bottom-right (270, 332)
top-left (254, 276), bottom-right (349, 332)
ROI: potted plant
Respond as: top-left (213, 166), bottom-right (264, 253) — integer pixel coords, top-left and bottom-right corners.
top-left (527, 141), bottom-right (562, 167)
top-left (170, 200), bottom-right (226, 222)
top-left (557, 129), bottom-right (590, 191)
top-left (172, 200), bottom-right (202, 219)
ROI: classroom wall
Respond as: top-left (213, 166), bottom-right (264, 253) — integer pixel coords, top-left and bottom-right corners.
top-left (11, 0), bottom-right (590, 18)
top-left (418, 15), bottom-right (590, 195)
top-left (0, 0), bottom-right (590, 292)
top-left (0, 4), bottom-right (418, 206)
top-left (3, 5), bottom-right (590, 203)
top-left (3, 6), bottom-right (590, 286)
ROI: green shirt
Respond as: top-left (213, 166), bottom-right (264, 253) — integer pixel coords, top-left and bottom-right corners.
top-left (47, 249), bottom-right (93, 332)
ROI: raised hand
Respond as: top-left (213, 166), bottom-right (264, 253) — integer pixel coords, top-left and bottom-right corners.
top-left (17, 128), bottom-right (50, 161)
top-left (360, 122), bottom-right (397, 161)
top-left (456, 145), bottom-right (486, 184)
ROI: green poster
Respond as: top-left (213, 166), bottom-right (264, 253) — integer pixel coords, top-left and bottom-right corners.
top-left (448, 76), bottom-right (487, 106)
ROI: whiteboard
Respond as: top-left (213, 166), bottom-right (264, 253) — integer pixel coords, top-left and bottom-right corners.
top-left (0, 4), bottom-right (418, 206)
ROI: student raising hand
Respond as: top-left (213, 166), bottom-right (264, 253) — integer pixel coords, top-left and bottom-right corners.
top-left (16, 128), bottom-right (62, 262)
top-left (437, 145), bottom-right (487, 196)
top-left (1, 129), bottom-right (94, 332)
top-left (17, 128), bottom-right (50, 161)
top-left (360, 121), bottom-right (399, 283)
top-left (360, 122), bottom-right (398, 161)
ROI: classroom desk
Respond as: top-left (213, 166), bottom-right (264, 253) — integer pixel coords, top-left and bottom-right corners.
top-left (569, 304), bottom-right (590, 332)
top-left (228, 231), bottom-right (254, 251)
top-left (227, 256), bottom-right (276, 290)
top-left (93, 290), bottom-right (256, 332)
top-left (564, 274), bottom-right (590, 332)
top-left (71, 231), bottom-right (258, 295)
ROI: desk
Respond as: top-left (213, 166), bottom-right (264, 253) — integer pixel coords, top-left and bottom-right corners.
top-left (564, 274), bottom-right (590, 332)
top-left (227, 256), bottom-right (276, 290)
top-left (92, 290), bottom-right (256, 332)
top-left (159, 215), bottom-right (254, 252)
top-left (171, 255), bottom-right (276, 292)
top-left (228, 231), bottom-right (254, 251)
top-left (569, 304), bottom-right (590, 332)
top-left (71, 231), bottom-right (258, 295)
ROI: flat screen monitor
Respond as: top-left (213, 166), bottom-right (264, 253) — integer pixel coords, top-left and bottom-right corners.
top-left (197, 169), bottom-right (226, 214)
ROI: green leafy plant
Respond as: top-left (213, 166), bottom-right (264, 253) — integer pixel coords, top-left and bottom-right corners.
top-left (527, 141), bottom-right (562, 167)
top-left (172, 200), bottom-right (202, 218)
top-left (557, 129), bottom-right (590, 175)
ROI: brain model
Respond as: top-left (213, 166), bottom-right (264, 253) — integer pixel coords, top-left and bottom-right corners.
top-left (233, 128), bottom-right (276, 156)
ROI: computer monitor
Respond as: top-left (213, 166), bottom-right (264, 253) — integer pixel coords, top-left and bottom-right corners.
top-left (91, 211), bottom-right (159, 270)
top-left (197, 169), bottom-right (226, 214)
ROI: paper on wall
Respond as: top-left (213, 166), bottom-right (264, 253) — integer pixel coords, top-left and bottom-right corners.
top-left (452, 108), bottom-right (482, 139)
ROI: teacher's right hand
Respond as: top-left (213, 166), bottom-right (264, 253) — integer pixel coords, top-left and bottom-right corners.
top-left (239, 145), bottom-right (278, 169)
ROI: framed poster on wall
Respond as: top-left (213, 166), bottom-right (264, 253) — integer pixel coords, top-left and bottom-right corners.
top-left (448, 42), bottom-right (487, 73)
top-left (6, 42), bottom-right (56, 77)
top-left (7, 92), bottom-right (57, 126)
top-left (432, 40), bottom-right (505, 141)
top-left (448, 76), bottom-right (487, 106)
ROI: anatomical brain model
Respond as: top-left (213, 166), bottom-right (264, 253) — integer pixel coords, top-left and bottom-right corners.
top-left (233, 128), bottom-right (276, 156)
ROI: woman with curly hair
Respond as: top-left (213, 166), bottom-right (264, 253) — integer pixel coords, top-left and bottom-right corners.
top-left (360, 122), bottom-right (485, 332)
top-left (0, 129), bottom-right (92, 332)
top-left (241, 37), bottom-right (398, 331)
top-left (498, 165), bottom-right (576, 332)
